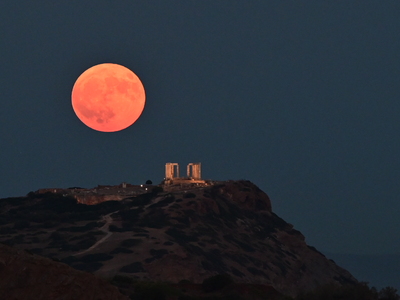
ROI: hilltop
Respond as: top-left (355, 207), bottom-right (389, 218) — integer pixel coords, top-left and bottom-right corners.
top-left (0, 180), bottom-right (356, 298)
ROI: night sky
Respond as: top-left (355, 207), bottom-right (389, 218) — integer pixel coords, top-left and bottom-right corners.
top-left (1, 2), bottom-right (400, 258)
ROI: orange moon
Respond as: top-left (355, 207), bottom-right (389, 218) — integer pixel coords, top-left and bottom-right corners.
top-left (71, 63), bottom-right (145, 132)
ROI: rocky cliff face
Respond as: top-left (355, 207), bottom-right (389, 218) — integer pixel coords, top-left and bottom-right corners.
top-left (0, 180), bottom-right (357, 297)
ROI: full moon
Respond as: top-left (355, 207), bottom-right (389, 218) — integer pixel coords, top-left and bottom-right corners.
top-left (71, 63), bottom-right (146, 132)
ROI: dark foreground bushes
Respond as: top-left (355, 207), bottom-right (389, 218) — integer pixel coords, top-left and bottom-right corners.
top-left (296, 283), bottom-right (400, 300)
top-left (202, 274), bottom-right (233, 293)
top-left (107, 274), bottom-right (400, 300)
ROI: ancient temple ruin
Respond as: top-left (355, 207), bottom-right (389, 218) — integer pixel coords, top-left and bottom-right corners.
top-left (165, 163), bottom-right (180, 180)
top-left (187, 163), bottom-right (201, 180)
top-left (164, 162), bottom-right (205, 185)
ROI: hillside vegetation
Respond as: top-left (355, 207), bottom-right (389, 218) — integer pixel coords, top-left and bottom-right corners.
top-left (0, 180), bottom-right (397, 299)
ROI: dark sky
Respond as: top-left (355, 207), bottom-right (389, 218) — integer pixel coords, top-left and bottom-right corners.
top-left (1, 1), bottom-right (399, 256)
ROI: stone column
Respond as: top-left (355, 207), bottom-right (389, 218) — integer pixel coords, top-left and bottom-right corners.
top-left (166, 163), bottom-right (179, 179)
top-left (194, 163), bottom-right (201, 179)
top-left (187, 163), bottom-right (201, 179)
top-left (165, 163), bottom-right (173, 180)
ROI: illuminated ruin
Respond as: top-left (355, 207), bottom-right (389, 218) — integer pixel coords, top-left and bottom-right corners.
top-left (165, 163), bottom-right (180, 180)
top-left (164, 162), bottom-right (205, 185)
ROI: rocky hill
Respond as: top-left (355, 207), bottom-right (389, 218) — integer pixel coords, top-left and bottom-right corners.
top-left (0, 243), bottom-right (128, 300)
top-left (0, 180), bottom-right (357, 297)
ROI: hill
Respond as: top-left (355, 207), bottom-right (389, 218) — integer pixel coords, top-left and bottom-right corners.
top-left (0, 180), bottom-right (356, 297)
top-left (0, 243), bottom-right (128, 300)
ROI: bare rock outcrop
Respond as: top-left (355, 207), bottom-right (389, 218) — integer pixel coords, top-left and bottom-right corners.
top-left (73, 194), bottom-right (126, 205)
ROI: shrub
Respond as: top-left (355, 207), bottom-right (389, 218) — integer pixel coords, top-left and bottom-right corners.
top-left (58, 224), bottom-right (94, 232)
top-left (149, 248), bottom-right (169, 259)
top-left (183, 193), bottom-right (196, 199)
top-left (120, 238), bottom-right (142, 247)
top-left (0, 227), bottom-right (16, 234)
top-left (202, 274), bottom-right (233, 293)
top-left (28, 211), bottom-right (59, 223)
top-left (70, 231), bottom-right (104, 242)
top-left (29, 248), bottom-right (43, 255)
top-left (61, 256), bottom-right (78, 264)
top-left (43, 221), bottom-right (56, 228)
top-left (121, 221), bottom-right (137, 231)
top-left (0, 217), bottom-right (9, 226)
top-left (130, 193), bottom-right (153, 206)
top-left (111, 275), bottom-right (135, 285)
top-left (73, 262), bottom-right (103, 272)
top-left (13, 220), bottom-right (30, 229)
top-left (80, 253), bottom-right (113, 263)
top-left (178, 279), bottom-right (192, 284)
top-left (139, 209), bottom-right (170, 229)
top-left (296, 282), bottom-right (384, 300)
top-left (109, 224), bottom-right (123, 232)
top-left (27, 191), bottom-right (36, 198)
top-left (30, 236), bottom-right (41, 243)
top-left (165, 228), bottom-right (198, 243)
top-left (132, 281), bottom-right (177, 300)
top-left (133, 233), bottom-right (149, 238)
top-left (39, 196), bottom-right (78, 212)
top-left (49, 231), bottom-right (64, 241)
top-left (59, 243), bottom-right (82, 252)
top-left (75, 237), bottom-right (97, 250)
top-left (379, 286), bottom-right (400, 300)
top-left (96, 200), bottom-right (123, 213)
top-left (110, 247), bottom-right (133, 254)
top-left (120, 262), bottom-right (144, 273)
top-left (151, 186), bottom-right (163, 195)
top-left (149, 196), bottom-right (175, 209)
top-left (118, 208), bottom-right (143, 221)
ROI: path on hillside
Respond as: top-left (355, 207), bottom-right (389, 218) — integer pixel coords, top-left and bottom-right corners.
top-left (74, 197), bottom-right (164, 256)
top-left (74, 212), bottom-right (115, 256)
